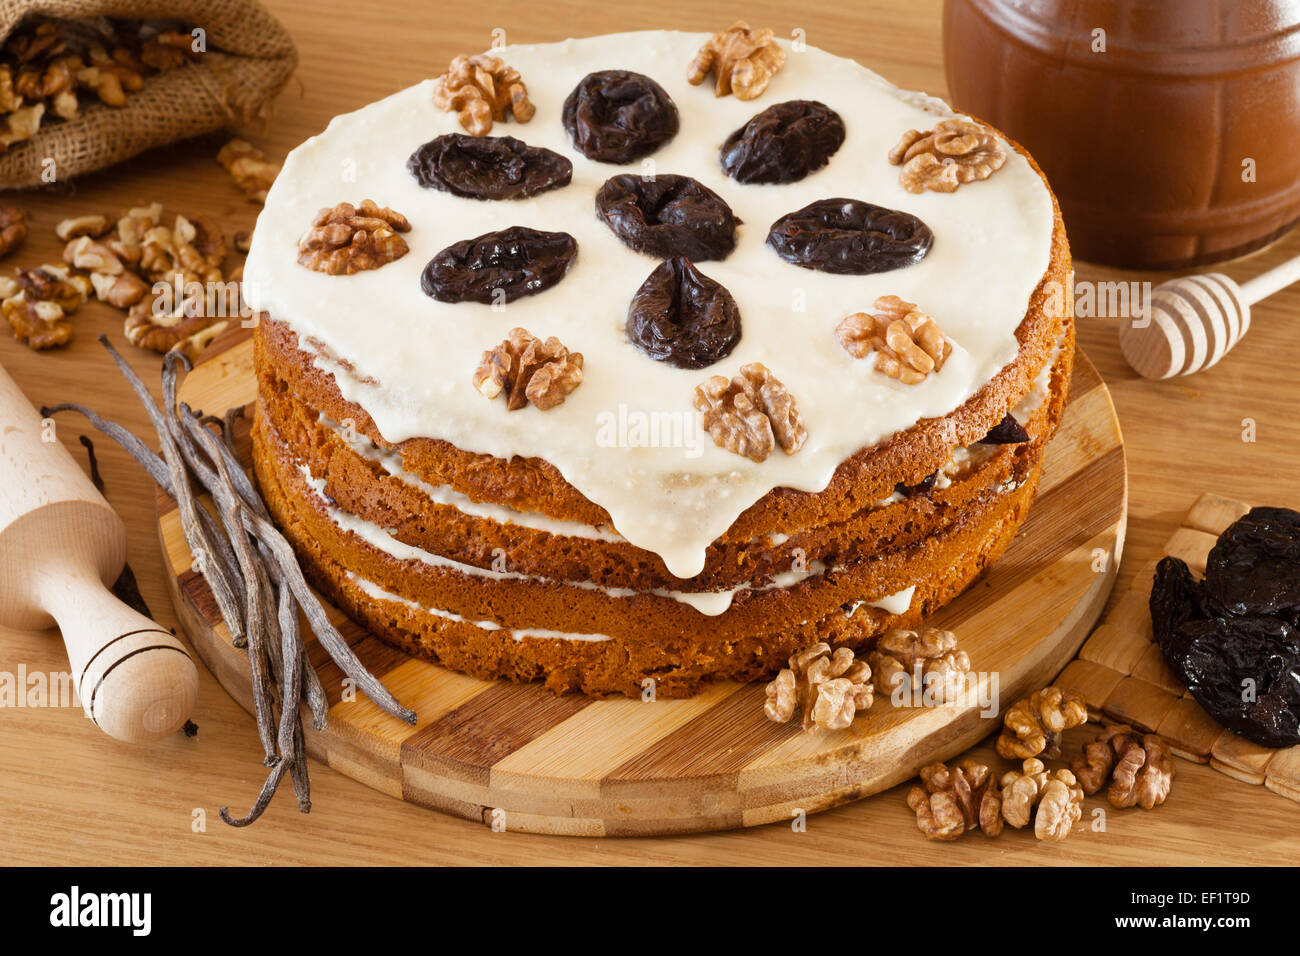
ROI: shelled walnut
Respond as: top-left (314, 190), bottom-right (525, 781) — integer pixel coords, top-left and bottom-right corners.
top-left (433, 54), bottom-right (534, 136)
top-left (687, 21), bottom-right (786, 100)
top-left (999, 758), bottom-right (1083, 841)
top-left (888, 118), bottom-right (1007, 194)
top-left (1071, 724), bottom-right (1175, 809)
top-left (764, 642), bottom-right (872, 731)
top-left (868, 627), bottom-right (970, 702)
top-left (906, 759), bottom-right (1002, 841)
top-left (837, 295), bottom-right (952, 385)
top-left (996, 686), bottom-right (1088, 760)
top-left (297, 200), bottom-right (410, 275)
top-left (473, 327), bottom-right (584, 411)
top-left (2, 264), bottom-right (90, 350)
top-left (217, 139), bottom-right (279, 204)
top-left (0, 205), bottom-right (26, 257)
top-left (695, 362), bottom-right (807, 463)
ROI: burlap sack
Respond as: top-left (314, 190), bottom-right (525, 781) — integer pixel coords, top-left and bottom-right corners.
top-left (0, 0), bottom-right (296, 187)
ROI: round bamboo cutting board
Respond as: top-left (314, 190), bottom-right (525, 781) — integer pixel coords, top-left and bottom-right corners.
top-left (158, 330), bottom-right (1126, 836)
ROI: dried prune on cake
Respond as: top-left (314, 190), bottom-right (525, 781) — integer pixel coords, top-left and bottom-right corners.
top-left (766, 198), bottom-right (934, 275)
top-left (978, 414), bottom-right (1030, 445)
top-left (895, 471), bottom-right (938, 499)
top-left (407, 133), bottom-right (572, 200)
top-left (595, 174), bottom-right (737, 261)
top-left (719, 100), bottom-right (846, 184)
top-left (626, 256), bottom-right (740, 369)
top-left (562, 70), bottom-right (680, 164)
top-left (421, 226), bottom-right (577, 304)
top-left (1204, 506), bottom-right (1300, 621)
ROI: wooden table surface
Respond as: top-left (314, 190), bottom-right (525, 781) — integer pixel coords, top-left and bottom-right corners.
top-left (2, 0), bottom-right (1297, 866)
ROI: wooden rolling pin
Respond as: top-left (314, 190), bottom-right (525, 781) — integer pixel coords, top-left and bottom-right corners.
top-left (1118, 253), bottom-right (1300, 379)
top-left (0, 362), bottom-right (197, 742)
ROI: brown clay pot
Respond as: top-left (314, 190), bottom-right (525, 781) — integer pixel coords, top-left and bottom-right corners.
top-left (943, 0), bottom-right (1300, 269)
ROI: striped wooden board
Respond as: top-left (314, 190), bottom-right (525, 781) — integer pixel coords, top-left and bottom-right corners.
top-left (157, 330), bottom-right (1127, 835)
top-left (1057, 493), bottom-right (1300, 804)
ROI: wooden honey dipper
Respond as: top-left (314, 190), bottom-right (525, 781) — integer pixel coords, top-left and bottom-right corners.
top-left (1118, 254), bottom-right (1300, 379)
top-left (0, 362), bottom-right (197, 743)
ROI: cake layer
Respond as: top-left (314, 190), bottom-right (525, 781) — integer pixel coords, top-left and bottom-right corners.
top-left (254, 406), bottom-right (1043, 696)
top-left (256, 319), bottom-right (1073, 592)
top-left (242, 30), bottom-right (1066, 578)
top-left (254, 403), bottom-right (1046, 648)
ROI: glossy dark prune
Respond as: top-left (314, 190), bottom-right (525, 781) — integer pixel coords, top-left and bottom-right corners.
top-left (562, 70), bottom-right (680, 164)
top-left (766, 198), bottom-right (934, 275)
top-left (407, 133), bottom-right (572, 200)
top-left (720, 100), bottom-right (846, 184)
top-left (978, 414), bottom-right (1030, 445)
top-left (625, 256), bottom-right (740, 369)
top-left (1204, 506), bottom-right (1300, 621)
top-left (421, 226), bottom-right (577, 304)
top-left (595, 174), bottom-right (737, 261)
top-left (1151, 552), bottom-right (1300, 748)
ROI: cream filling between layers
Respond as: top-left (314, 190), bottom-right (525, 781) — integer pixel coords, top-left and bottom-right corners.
top-left (244, 30), bottom-right (1057, 580)
top-left (299, 464), bottom-right (915, 618)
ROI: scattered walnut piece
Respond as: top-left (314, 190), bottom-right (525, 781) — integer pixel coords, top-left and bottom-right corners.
top-left (763, 642), bottom-right (872, 732)
top-left (64, 235), bottom-right (123, 275)
top-left (907, 758), bottom-right (1002, 841)
top-left (888, 118), bottom-right (1008, 194)
top-left (297, 200), bottom-right (411, 275)
top-left (124, 296), bottom-right (229, 361)
top-left (837, 295), bottom-right (952, 385)
top-left (55, 214), bottom-right (110, 241)
top-left (3, 294), bottom-right (69, 349)
top-left (996, 686), bottom-right (1088, 760)
top-left (687, 21), bottom-right (786, 100)
top-left (0, 205), bottom-right (27, 257)
top-left (472, 327), bottom-right (584, 411)
top-left (234, 229), bottom-right (253, 253)
top-left (1071, 724), bottom-right (1175, 810)
top-left (217, 139), bottom-right (279, 204)
top-left (997, 758), bottom-right (1083, 841)
top-left (868, 627), bottom-right (971, 703)
top-left (433, 54), bottom-right (534, 136)
top-left (695, 362), bottom-right (807, 463)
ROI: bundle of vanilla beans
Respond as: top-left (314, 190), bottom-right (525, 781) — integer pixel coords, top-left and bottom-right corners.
top-left (43, 336), bottom-right (415, 825)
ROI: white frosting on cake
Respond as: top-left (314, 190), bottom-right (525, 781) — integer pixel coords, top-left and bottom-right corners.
top-left (245, 30), bottom-right (1055, 580)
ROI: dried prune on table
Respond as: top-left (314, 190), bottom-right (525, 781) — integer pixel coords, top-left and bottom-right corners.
top-left (766, 198), bottom-right (934, 275)
top-left (1151, 553), bottom-right (1300, 748)
top-left (407, 133), bottom-right (572, 200)
top-left (421, 226), bottom-right (577, 304)
top-left (562, 70), bottom-right (680, 164)
top-left (1204, 506), bottom-right (1300, 621)
top-left (625, 256), bottom-right (740, 369)
top-left (978, 414), bottom-right (1030, 445)
top-left (595, 174), bottom-right (737, 261)
top-left (719, 100), bottom-right (846, 184)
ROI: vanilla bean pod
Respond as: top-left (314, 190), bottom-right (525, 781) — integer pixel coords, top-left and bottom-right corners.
top-left (219, 757), bottom-right (289, 828)
top-left (93, 338), bottom-right (248, 645)
top-left (179, 407), bottom-right (329, 731)
top-left (277, 580), bottom-right (311, 812)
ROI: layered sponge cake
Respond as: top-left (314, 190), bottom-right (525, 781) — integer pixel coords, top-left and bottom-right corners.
top-left (243, 30), bottom-right (1073, 697)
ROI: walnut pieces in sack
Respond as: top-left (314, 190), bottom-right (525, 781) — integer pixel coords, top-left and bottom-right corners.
top-left (434, 54), bottom-right (535, 136)
top-left (695, 363), bottom-right (807, 463)
top-left (837, 295), bottom-right (952, 385)
top-left (1071, 724), bottom-right (1175, 810)
top-left (996, 686), bottom-right (1088, 760)
top-left (687, 21), bottom-right (786, 100)
top-left (764, 642), bottom-right (872, 731)
top-left (907, 759), bottom-right (1002, 841)
top-left (868, 627), bottom-right (970, 703)
top-left (473, 327), bottom-right (583, 412)
top-left (888, 118), bottom-right (1008, 194)
top-left (297, 200), bottom-right (411, 275)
